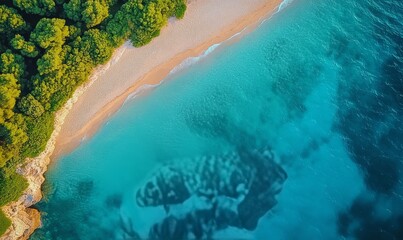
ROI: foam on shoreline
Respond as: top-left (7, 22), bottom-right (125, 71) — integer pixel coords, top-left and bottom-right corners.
top-left (124, 0), bottom-right (293, 108)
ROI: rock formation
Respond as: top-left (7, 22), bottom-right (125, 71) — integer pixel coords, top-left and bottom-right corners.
top-left (136, 146), bottom-right (287, 239)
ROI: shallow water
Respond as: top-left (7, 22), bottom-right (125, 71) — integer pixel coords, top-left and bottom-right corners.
top-left (32, 0), bottom-right (403, 239)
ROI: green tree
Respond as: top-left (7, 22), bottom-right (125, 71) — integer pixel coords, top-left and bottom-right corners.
top-left (18, 94), bottom-right (45, 117)
top-left (174, 1), bottom-right (186, 19)
top-left (30, 74), bottom-right (58, 110)
top-left (63, 0), bottom-right (83, 22)
top-left (10, 35), bottom-right (39, 58)
top-left (0, 113), bottom-right (28, 167)
top-left (0, 51), bottom-right (26, 80)
top-left (105, 10), bottom-right (130, 47)
top-left (0, 74), bottom-right (20, 126)
top-left (68, 24), bottom-right (81, 40)
top-left (12, 0), bottom-right (56, 16)
top-left (0, 145), bottom-right (14, 168)
top-left (0, 209), bottom-right (11, 235)
top-left (82, 0), bottom-right (109, 28)
top-left (21, 113), bottom-right (54, 157)
top-left (64, 0), bottom-right (110, 28)
top-left (0, 169), bottom-right (28, 205)
top-left (0, 114), bottom-right (27, 145)
top-left (0, 5), bottom-right (26, 37)
top-left (37, 46), bottom-right (64, 75)
top-left (77, 29), bottom-right (113, 65)
top-left (125, 0), bottom-right (187, 47)
top-left (30, 18), bottom-right (69, 49)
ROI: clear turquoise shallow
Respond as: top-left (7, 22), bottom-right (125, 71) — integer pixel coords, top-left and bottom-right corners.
top-left (32, 0), bottom-right (402, 239)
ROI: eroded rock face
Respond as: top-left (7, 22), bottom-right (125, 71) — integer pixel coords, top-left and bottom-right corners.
top-left (136, 146), bottom-right (287, 239)
top-left (0, 155), bottom-right (50, 240)
top-left (0, 207), bottom-right (40, 240)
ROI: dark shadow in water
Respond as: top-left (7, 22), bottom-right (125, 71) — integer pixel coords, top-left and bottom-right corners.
top-left (327, 32), bottom-right (349, 61)
top-left (336, 46), bottom-right (402, 194)
top-left (266, 37), bottom-right (322, 120)
top-left (369, 0), bottom-right (403, 48)
top-left (76, 179), bottom-right (94, 198)
top-left (299, 137), bottom-right (330, 159)
top-left (149, 202), bottom-right (240, 240)
top-left (105, 193), bottom-right (123, 209)
top-left (334, 14), bottom-right (403, 239)
top-left (382, 53), bottom-right (403, 108)
top-left (338, 196), bottom-right (403, 240)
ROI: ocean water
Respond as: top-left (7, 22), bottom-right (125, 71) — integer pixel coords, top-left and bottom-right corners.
top-left (32, 0), bottom-right (403, 239)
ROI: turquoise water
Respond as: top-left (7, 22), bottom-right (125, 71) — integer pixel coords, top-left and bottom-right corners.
top-left (32, 0), bottom-right (402, 239)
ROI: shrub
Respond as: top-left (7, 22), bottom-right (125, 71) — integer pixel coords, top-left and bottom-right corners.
top-left (0, 210), bottom-right (11, 236)
top-left (0, 170), bottom-right (28, 206)
top-left (21, 113), bottom-right (54, 158)
top-left (18, 94), bottom-right (45, 118)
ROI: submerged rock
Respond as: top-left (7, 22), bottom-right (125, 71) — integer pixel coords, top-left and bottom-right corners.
top-left (148, 200), bottom-right (244, 240)
top-left (136, 146), bottom-right (287, 238)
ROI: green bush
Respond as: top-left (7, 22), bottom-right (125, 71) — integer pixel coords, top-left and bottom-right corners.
top-left (0, 210), bottom-right (11, 236)
top-left (18, 94), bottom-right (45, 118)
top-left (21, 113), bottom-right (54, 158)
top-left (175, 3), bottom-right (187, 19)
top-left (0, 169), bottom-right (28, 206)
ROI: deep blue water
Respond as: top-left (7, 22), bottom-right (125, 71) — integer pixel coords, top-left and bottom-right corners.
top-left (32, 0), bottom-right (402, 239)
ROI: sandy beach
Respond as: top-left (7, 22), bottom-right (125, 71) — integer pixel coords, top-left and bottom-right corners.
top-left (53, 0), bottom-right (285, 159)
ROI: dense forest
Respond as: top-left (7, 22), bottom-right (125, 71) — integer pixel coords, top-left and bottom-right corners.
top-left (0, 0), bottom-right (186, 234)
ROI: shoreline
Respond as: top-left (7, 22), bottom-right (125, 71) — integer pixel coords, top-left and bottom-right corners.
top-left (1, 0), bottom-right (286, 239)
top-left (53, 0), bottom-right (286, 159)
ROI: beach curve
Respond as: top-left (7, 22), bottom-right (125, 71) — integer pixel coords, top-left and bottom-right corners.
top-left (53, 0), bottom-right (287, 159)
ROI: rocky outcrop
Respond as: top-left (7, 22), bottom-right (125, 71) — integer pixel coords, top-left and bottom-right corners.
top-left (1, 154), bottom-right (49, 240)
top-left (1, 206), bottom-right (41, 240)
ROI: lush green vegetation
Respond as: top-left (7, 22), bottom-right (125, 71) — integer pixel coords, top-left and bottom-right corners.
top-left (0, 210), bottom-right (11, 235)
top-left (0, 0), bottom-right (186, 235)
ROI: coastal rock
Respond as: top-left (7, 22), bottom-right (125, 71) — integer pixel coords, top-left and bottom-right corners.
top-left (136, 149), bottom-right (257, 207)
top-left (0, 207), bottom-right (40, 240)
top-left (238, 148), bottom-right (287, 230)
top-left (0, 155), bottom-right (50, 240)
top-left (136, 146), bottom-right (287, 238)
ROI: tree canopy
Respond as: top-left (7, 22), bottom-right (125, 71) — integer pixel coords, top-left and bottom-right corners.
top-left (64, 0), bottom-right (110, 28)
top-left (12, 0), bottom-right (57, 16)
top-left (11, 34), bottom-right (39, 58)
top-left (0, 5), bottom-right (26, 36)
top-left (30, 18), bottom-right (69, 49)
